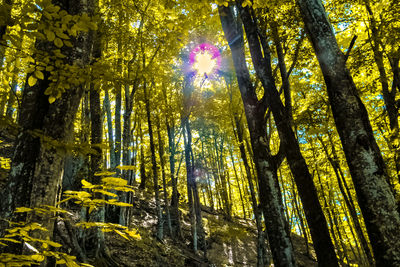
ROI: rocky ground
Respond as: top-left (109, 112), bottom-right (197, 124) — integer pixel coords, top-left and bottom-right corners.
top-left (104, 190), bottom-right (319, 267)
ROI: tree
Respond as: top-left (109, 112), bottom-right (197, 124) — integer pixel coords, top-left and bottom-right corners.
top-left (0, 0), bottom-right (97, 253)
top-left (219, 5), bottom-right (297, 266)
top-left (297, 0), bottom-right (400, 264)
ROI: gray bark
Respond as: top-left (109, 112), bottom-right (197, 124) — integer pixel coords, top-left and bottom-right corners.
top-left (219, 6), bottom-right (296, 266)
top-left (297, 0), bottom-right (400, 264)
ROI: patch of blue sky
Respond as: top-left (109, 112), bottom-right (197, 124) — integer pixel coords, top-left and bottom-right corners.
top-left (131, 20), bottom-right (141, 29)
top-left (181, 9), bottom-right (188, 15)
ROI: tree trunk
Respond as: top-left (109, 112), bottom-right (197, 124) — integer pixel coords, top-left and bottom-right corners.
top-left (183, 118), bottom-right (197, 252)
top-left (103, 88), bottom-right (116, 168)
top-left (0, 0), bottom-right (95, 251)
top-left (144, 80), bottom-right (163, 240)
top-left (232, 113), bottom-right (267, 266)
top-left (167, 119), bottom-right (182, 239)
top-left (229, 147), bottom-right (246, 219)
top-left (219, 6), bottom-right (296, 266)
top-left (157, 114), bottom-right (172, 236)
top-left (297, 0), bottom-right (400, 264)
top-left (317, 133), bottom-right (374, 265)
top-left (225, 2), bottom-right (339, 265)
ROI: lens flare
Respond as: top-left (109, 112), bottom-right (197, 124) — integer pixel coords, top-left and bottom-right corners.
top-left (189, 43), bottom-right (221, 79)
top-left (193, 51), bottom-right (216, 76)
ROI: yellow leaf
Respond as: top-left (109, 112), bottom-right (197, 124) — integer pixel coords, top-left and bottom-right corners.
top-left (64, 40), bottom-right (73, 47)
top-left (114, 230), bottom-right (129, 240)
top-left (101, 177), bottom-right (127, 186)
top-left (43, 11), bottom-right (52, 20)
top-left (56, 31), bottom-right (69, 39)
top-left (92, 189), bottom-right (117, 197)
top-left (110, 201), bottom-right (132, 207)
top-left (116, 165), bottom-right (136, 170)
top-left (0, 238), bottom-right (21, 243)
top-left (45, 240), bottom-right (62, 247)
top-left (15, 207), bottom-right (33, 213)
top-left (31, 254), bottom-right (45, 262)
top-left (54, 38), bottom-right (63, 48)
top-left (88, 206), bottom-right (95, 214)
top-left (81, 179), bottom-right (94, 188)
top-left (45, 30), bottom-right (55, 41)
top-left (126, 229), bottom-right (141, 240)
top-left (94, 171), bottom-right (116, 176)
top-left (28, 76), bottom-right (37, 87)
top-left (48, 96), bottom-right (56, 104)
top-left (34, 70), bottom-right (44, 80)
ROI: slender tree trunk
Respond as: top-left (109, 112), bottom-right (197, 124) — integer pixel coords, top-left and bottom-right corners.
top-left (167, 119), bottom-right (182, 239)
top-left (144, 80), bottom-right (163, 240)
top-left (213, 134), bottom-right (231, 220)
top-left (88, 36), bottom-right (106, 256)
top-left (364, 1), bottom-right (400, 186)
top-left (229, 147), bottom-right (246, 219)
top-left (297, 0), bottom-right (400, 264)
top-left (317, 134), bottom-right (374, 265)
top-left (157, 115), bottom-right (172, 236)
top-left (114, 42), bottom-right (122, 170)
top-left (5, 80), bottom-right (17, 120)
top-left (183, 118), bottom-right (197, 252)
top-left (138, 120), bottom-right (147, 190)
top-left (103, 88), bottom-right (116, 168)
top-left (289, 172), bottom-right (310, 258)
top-left (233, 113), bottom-right (267, 266)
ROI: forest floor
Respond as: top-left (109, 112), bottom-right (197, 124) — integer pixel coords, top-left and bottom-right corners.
top-left (103, 189), bottom-right (319, 267)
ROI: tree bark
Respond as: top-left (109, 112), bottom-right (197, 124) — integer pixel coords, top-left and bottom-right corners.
top-left (297, 0), bottom-right (400, 264)
top-left (144, 80), bottom-right (163, 240)
top-left (219, 6), bottom-right (296, 267)
top-left (167, 119), bottom-right (182, 239)
top-left (232, 113), bottom-right (267, 266)
top-left (103, 87), bottom-right (116, 168)
top-left (0, 0), bottom-right (95, 251)
top-left (228, 2), bottom-right (339, 265)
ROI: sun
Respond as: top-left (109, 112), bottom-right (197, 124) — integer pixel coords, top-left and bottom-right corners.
top-left (189, 43), bottom-right (221, 80)
top-left (193, 51), bottom-right (217, 77)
